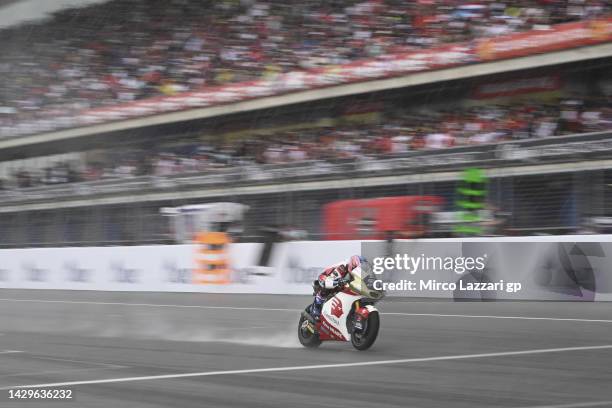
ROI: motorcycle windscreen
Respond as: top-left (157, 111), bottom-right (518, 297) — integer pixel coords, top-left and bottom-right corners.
top-left (349, 264), bottom-right (385, 300)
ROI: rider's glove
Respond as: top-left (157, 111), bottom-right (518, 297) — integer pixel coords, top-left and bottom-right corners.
top-left (336, 276), bottom-right (351, 287)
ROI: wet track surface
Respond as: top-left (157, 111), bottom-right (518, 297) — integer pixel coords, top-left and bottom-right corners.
top-left (1, 290), bottom-right (612, 408)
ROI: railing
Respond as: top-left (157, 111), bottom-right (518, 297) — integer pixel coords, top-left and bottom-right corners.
top-left (0, 135), bottom-right (609, 246)
top-left (0, 130), bottom-right (610, 209)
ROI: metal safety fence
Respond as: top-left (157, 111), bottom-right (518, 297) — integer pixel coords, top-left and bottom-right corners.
top-left (0, 166), bottom-right (611, 247)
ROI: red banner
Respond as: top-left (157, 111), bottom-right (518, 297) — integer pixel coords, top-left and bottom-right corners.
top-left (476, 17), bottom-right (612, 61)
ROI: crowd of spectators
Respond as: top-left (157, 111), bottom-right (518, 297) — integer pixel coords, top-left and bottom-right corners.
top-left (0, 0), bottom-right (610, 130)
top-left (245, 98), bottom-right (612, 162)
top-left (2, 95), bottom-right (610, 190)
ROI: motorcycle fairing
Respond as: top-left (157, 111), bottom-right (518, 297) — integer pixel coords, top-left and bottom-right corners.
top-left (319, 291), bottom-right (361, 340)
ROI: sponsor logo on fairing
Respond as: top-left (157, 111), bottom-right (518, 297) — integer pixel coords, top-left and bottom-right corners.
top-left (331, 297), bottom-right (344, 318)
top-left (320, 316), bottom-right (345, 340)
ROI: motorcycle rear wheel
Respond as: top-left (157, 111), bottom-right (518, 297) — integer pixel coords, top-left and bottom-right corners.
top-left (351, 312), bottom-right (379, 351)
top-left (298, 315), bottom-right (321, 348)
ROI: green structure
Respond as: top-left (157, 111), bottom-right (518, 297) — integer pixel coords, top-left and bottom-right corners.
top-left (454, 168), bottom-right (487, 235)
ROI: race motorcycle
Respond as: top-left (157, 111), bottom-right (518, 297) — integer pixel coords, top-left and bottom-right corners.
top-left (298, 262), bottom-right (384, 350)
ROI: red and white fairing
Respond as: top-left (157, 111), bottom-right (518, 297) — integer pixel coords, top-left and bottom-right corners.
top-left (318, 285), bottom-right (377, 341)
top-left (319, 291), bottom-right (361, 341)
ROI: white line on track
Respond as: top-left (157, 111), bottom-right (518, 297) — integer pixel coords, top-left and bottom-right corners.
top-left (4, 344), bottom-right (612, 390)
top-left (0, 350), bottom-right (23, 355)
top-left (519, 402), bottom-right (612, 408)
top-left (1, 298), bottom-right (611, 324)
top-left (384, 312), bottom-right (612, 324)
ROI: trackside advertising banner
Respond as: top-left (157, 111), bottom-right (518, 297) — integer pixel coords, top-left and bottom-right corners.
top-left (2, 237), bottom-right (612, 301)
top-left (3, 16), bottom-right (611, 139)
top-left (0, 241), bottom-right (360, 294)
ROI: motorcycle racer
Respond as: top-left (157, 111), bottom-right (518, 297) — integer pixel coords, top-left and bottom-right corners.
top-left (310, 255), bottom-right (367, 320)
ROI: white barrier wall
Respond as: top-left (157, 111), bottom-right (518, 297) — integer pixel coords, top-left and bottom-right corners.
top-left (1, 236), bottom-right (611, 301)
top-left (0, 244), bottom-right (280, 293)
top-left (0, 242), bottom-right (316, 294)
top-left (0, 240), bottom-right (362, 294)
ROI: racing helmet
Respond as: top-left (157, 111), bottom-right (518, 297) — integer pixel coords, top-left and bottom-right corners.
top-left (347, 255), bottom-right (368, 272)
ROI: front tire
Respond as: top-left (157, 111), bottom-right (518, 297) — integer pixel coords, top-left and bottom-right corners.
top-left (298, 315), bottom-right (321, 348)
top-left (351, 312), bottom-right (379, 351)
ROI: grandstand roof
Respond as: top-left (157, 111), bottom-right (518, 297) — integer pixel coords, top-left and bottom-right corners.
top-left (0, 0), bottom-right (109, 28)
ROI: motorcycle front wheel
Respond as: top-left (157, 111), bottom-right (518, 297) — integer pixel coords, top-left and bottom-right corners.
top-left (298, 315), bottom-right (321, 348)
top-left (351, 312), bottom-right (379, 351)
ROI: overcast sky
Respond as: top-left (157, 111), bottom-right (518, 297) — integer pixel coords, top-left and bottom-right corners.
top-left (0, 0), bottom-right (110, 29)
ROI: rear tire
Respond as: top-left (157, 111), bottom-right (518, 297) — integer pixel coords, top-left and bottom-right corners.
top-left (351, 312), bottom-right (379, 351)
top-left (298, 315), bottom-right (321, 348)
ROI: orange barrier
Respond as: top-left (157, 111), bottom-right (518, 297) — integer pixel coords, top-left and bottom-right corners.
top-left (193, 232), bottom-right (231, 284)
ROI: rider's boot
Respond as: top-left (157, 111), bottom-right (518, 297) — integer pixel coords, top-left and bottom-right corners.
top-left (310, 292), bottom-right (325, 321)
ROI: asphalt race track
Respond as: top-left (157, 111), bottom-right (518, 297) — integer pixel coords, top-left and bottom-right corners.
top-left (1, 290), bottom-right (612, 408)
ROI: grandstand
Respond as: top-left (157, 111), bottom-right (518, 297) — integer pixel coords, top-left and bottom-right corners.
top-left (0, 0), bottom-right (611, 246)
